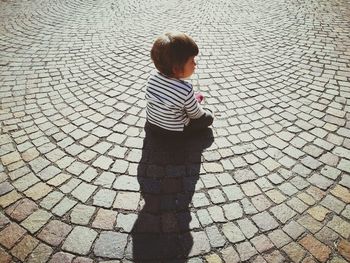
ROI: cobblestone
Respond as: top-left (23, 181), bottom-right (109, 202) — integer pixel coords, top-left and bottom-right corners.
top-left (298, 215), bottom-right (323, 234)
top-left (94, 231), bottom-right (128, 259)
top-left (0, 0), bottom-right (349, 261)
top-left (37, 220), bottom-right (72, 246)
top-left (320, 195), bottom-right (346, 213)
top-left (52, 197), bottom-right (77, 217)
top-left (26, 243), bottom-right (53, 263)
top-left (116, 213), bottom-right (137, 233)
top-left (299, 235), bottom-right (331, 262)
top-left (91, 209), bottom-right (117, 230)
top-left (270, 203), bottom-right (297, 223)
top-left (220, 246), bottom-right (240, 263)
top-left (337, 239), bottom-right (350, 262)
top-left (10, 235), bottom-right (39, 261)
top-left (252, 211), bottom-right (279, 232)
top-left (237, 218), bottom-right (258, 239)
top-left (205, 225), bottom-right (225, 248)
top-left (327, 215), bottom-right (350, 238)
top-left (5, 198), bottom-right (38, 221)
top-left (20, 209), bottom-right (52, 234)
top-left (62, 226), bottom-right (97, 255)
top-left (307, 206), bottom-right (331, 221)
top-left (187, 231), bottom-right (211, 256)
top-left (315, 226), bottom-right (339, 247)
top-left (93, 188), bottom-right (116, 208)
top-left (282, 242), bottom-right (307, 263)
top-left (0, 223), bottom-right (26, 249)
top-left (268, 229), bottom-right (292, 248)
top-left (236, 241), bottom-right (258, 261)
top-left (222, 222), bottom-right (246, 244)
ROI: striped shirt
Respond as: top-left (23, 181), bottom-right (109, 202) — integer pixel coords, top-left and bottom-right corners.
top-left (145, 71), bottom-right (205, 131)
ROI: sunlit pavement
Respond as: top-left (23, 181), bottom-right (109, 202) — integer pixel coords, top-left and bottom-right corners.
top-left (0, 0), bottom-right (350, 262)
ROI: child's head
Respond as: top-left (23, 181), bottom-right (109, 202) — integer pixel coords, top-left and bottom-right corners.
top-left (151, 32), bottom-right (199, 79)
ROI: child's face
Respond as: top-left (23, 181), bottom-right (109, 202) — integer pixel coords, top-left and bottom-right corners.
top-left (175, 56), bottom-right (196, 79)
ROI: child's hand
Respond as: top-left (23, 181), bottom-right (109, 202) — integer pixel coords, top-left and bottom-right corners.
top-left (195, 92), bottom-right (204, 103)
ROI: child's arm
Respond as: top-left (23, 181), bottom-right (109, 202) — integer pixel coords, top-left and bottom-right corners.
top-left (184, 90), bottom-right (205, 119)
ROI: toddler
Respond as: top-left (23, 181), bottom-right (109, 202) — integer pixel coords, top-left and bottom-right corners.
top-left (145, 31), bottom-right (214, 136)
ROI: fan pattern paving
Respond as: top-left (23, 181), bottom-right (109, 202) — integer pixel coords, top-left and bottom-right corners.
top-left (0, 0), bottom-right (350, 262)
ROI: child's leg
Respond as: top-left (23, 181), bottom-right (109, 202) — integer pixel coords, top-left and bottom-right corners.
top-left (184, 110), bottom-right (214, 134)
top-left (145, 121), bottom-right (183, 137)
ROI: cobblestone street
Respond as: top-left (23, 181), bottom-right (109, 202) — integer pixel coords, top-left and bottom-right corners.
top-left (1, 0), bottom-right (350, 262)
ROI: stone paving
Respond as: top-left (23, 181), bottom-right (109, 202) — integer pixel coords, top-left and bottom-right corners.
top-left (0, 0), bottom-right (350, 262)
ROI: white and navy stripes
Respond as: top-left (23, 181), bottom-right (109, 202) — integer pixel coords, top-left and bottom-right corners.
top-left (145, 71), bottom-right (205, 131)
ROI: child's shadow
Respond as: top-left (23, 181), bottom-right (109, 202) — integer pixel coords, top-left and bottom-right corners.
top-left (131, 127), bottom-right (214, 262)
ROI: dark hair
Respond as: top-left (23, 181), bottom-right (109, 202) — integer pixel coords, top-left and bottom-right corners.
top-left (151, 32), bottom-right (199, 77)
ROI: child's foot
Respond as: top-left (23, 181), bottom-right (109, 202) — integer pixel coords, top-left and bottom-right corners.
top-left (195, 92), bottom-right (204, 103)
top-left (203, 107), bottom-right (214, 118)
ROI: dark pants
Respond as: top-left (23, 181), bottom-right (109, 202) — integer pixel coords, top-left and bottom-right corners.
top-left (145, 111), bottom-right (214, 137)
top-left (184, 111), bottom-right (214, 133)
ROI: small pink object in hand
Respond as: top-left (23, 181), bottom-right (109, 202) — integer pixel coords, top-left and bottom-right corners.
top-left (195, 92), bottom-right (204, 103)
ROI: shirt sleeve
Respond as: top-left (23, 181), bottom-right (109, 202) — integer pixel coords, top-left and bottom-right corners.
top-left (184, 88), bottom-right (205, 119)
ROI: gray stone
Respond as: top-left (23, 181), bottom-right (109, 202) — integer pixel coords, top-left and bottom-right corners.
top-left (37, 166), bottom-right (61, 181)
top-left (94, 172), bottom-right (116, 188)
top-left (0, 182), bottom-right (13, 195)
top-left (340, 174), bottom-right (350, 188)
top-left (338, 159), bottom-right (350, 173)
top-left (52, 197), bottom-right (77, 216)
top-left (192, 193), bottom-right (210, 208)
top-left (278, 182), bottom-right (298, 196)
top-left (94, 231), bottom-right (128, 258)
top-left (321, 195), bottom-right (345, 213)
top-left (216, 173), bottom-right (235, 185)
top-left (268, 229), bottom-right (292, 248)
top-left (205, 225), bottom-right (226, 248)
top-left (283, 221), bottom-right (305, 241)
top-left (222, 202), bottom-right (243, 220)
top-left (208, 205), bottom-right (226, 222)
top-left (62, 226), bottom-right (98, 255)
top-left (93, 189), bottom-right (116, 208)
top-left (241, 198), bottom-right (258, 215)
top-left (320, 166), bottom-right (341, 180)
top-left (236, 241), bottom-right (258, 261)
top-left (116, 213), bottom-right (138, 232)
top-left (197, 209), bottom-right (213, 227)
top-left (113, 191), bottom-right (140, 210)
top-left (21, 209), bottom-right (52, 234)
top-left (222, 222), bottom-right (245, 243)
top-left (222, 185), bottom-right (244, 201)
top-left (267, 173), bottom-right (284, 185)
top-left (71, 182), bottom-right (97, 202)
top-left (234, 169), bottom-right (257, 183)
top-left (92, 156), bottom-right (114, 170)
top-left (70, 204), bottom-right (96, 225)
top-left (289, 176), bottom-right (310, 190)
top-left (208, 188), bottom-right (226, 204)
top-left (236, 218), bottom-right (258, 239)
top-left (200, 174), bottom-right (220, 188)
top-left (251, 194), bottom-right (272, 211)
top-left (40, 191), bottom-right (64, 210)
top-left (251, 211), bottom-right (279, 232)
top-left (270, 203), bottom-right (297, 223)
top-left (221, 246), bottom-right (240, 263)
top-left (187, 231), bottom-right (211, 256)
top-left (113, 175), bottom-right (139, 191)
top-left (307, 174), bottom-right (333, 190)
top-left (297, 215), bottom-right (323, 233)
